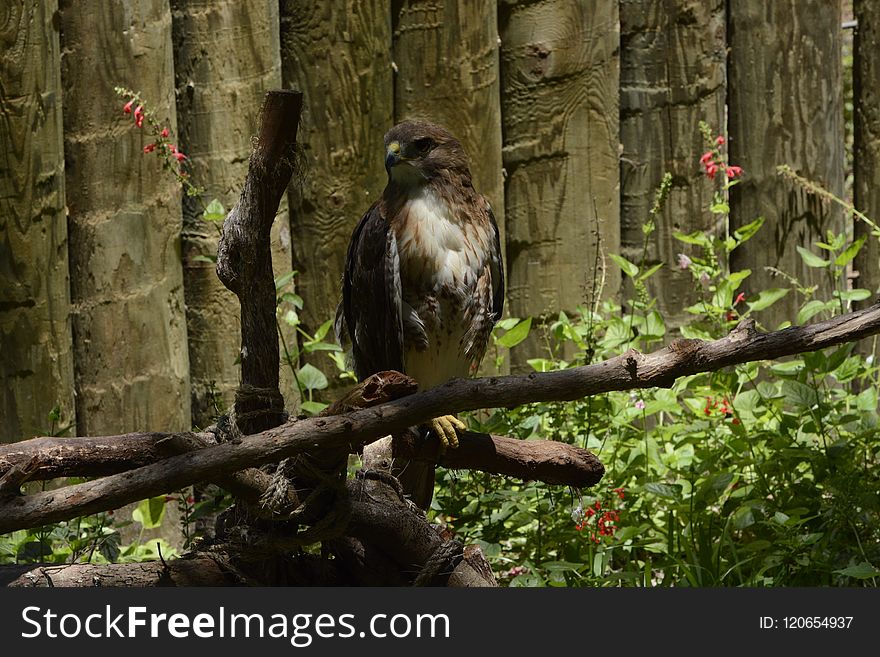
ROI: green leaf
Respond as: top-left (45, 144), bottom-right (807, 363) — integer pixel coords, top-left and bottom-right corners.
top-left (746, 288), bottom-right (789, 312)
top-left (191, 254), bottom-right (216, 264)
top-left (494, 317), bottom-right (520, 331)
top-left (313, 319), bottom-right (333, 342)
top-left (732, 504), bottom-right (755, 530)
top-left (497, 317), bottom-right (532, 348)
top-left (643, 482), bottom-right (681, 500)
top-left (527, 358), bottom-right (554, 372)
top-left (673, 230), bottom-right (709, 246)
top-left (733, 217), bottom-right (764, 244)
top-left (834, 236), bottom-right (867, 268)
top-left (609, 254), bottom-right (639, 278)
top-left (202, 198), bottom-right (226, 222)
top-left (300, 400), bottom-right (328, 415)
top-left (275, 270), bottom-right (296, 290)
top-left (834, 288), bottom-right (871, 302)
top-left (834, 562), bottom-right (880, 579)
top-left (132, 496), bottom-right (167, 529)
top-left (297, 363), bottom-right (328, 391)
top-left (637, 262), bottom-right (664, 282)
top-left (796, 246), bottom-right (830, 268)
top-left (796, 300), bottom-right (828, 325)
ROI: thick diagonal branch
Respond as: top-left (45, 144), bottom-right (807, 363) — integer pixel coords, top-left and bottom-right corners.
top-left (1, 304), bottom-right (879, 533)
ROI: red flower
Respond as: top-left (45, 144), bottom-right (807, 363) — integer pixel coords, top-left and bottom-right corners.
top-left (613, 487), bottom-right (625, 500)
top-left (143, 143), bottom-right (156, 154)
top-left (734, 292), bottom-right (746, 305)
top-left (134, 105), bottom-right (144, 128)
top-left (173, 150), bottom-right (187, 162)
top-left (715, 135), bottom-right (726, 146)
top-left (732, 417), bottom-right (741, 425)
top-left (700, 151), bottom-right (714, 165)
top-left (725, 311), bottom-right (737, 321)
top-left (160, 127), bottom-right (170, 138)
top-left (123, 99), bottom-right (134, 114)
top-left (726, 165), bottom-right (743, 178)
top-left (594, 500), bottom-right (602, 510)
top-left (706, 163), bottom-right (718, 180)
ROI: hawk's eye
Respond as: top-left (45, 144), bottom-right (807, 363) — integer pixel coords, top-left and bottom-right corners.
top-left (413, 137), bottom-right (434, 154)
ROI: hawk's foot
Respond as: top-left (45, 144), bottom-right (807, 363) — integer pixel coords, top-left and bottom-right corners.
top-left (426, 415), bottom-right (466, 450)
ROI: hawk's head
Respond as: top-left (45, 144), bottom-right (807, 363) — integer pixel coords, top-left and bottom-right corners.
top-left (383, 120), bottom-right (471, 187)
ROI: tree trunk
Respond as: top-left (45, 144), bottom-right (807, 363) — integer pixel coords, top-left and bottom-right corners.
top-left (499, 0), bottom-right (621, 371)
top-left (59, 0), bottom-right (191, 436)
top-left (171, 0), bottom-right (294, 425)
top-left (619, 0), bottom-right (726, 330)
top-left (728, 1), bottom-right (845, 329)
top-left (0, 0), bottom-right (76, 443)
top-left (279, 0), bottom-right (394, 398)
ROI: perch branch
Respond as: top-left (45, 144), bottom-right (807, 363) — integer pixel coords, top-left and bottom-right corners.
top-left (1, 304), bottom-right (879, 533)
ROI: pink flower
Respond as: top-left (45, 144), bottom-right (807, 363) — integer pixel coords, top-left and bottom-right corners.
top-left (635, 399), bottom-right (646, 411)
top-left (160, 127), bottom-right (169, 138)
top-left (715, 135), bottom-right (726, 146)
top-left (134, 105), bottom-right (144, 128)
top-left (678, 253), bottom-right (692, 269)
top-left (143, 143), bottom-right (156, 154)
top-left (123, 99), bottom-right (134, 114)
top-left (700, 151), bottom-right (714, 165)
top-left (173, 150), bottom-right (187, 162)
top-left (734, 292), bottom-right (746, 305)
top-left (726, 165), bottom-right (744, 178)
top-left (706, 163), bottom-right (718, 180)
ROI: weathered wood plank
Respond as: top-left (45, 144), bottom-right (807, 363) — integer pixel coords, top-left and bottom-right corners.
top-left (279, 0), bottom-right (393, 395)
top-left (171, 0), bottom-right (293, 423)
top-left (499, 0), bottom-right (621, 370)
top-left (853, 0), bottom-right (880, 309)
top-left (0, 0), bottom-right (76, 442)
top-left (59, 0), bottom-right (190, 434)
top-left (620, 0), bottom-right (726, 329)
top-left (728, 1), bottom-right (844, 328)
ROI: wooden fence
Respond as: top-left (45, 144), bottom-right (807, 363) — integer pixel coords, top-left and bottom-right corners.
top-left (1, 0), bottom-right (874, 442)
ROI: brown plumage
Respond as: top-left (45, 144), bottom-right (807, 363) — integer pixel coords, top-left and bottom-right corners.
top-left (338, 120), bottom-right (504, 392)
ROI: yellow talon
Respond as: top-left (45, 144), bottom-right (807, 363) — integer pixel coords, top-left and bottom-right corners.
top-left (428, 414), bottom-right (466, 449)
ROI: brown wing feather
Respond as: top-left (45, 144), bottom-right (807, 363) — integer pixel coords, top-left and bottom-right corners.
top-left (340, 202), bottom-right (405, 381)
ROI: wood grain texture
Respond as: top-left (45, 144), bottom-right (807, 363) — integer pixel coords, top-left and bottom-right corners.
top-left (171, 0), bottom-right (293, 424)
top-left (854, 0), bottom-right (880, 308)
top-left (0, 0), bottom-right (76, 442)
top-left (279, 0), bottom-right (393, 393)
top-left (59, 0), bottom-right (190, 435)
top-left (620, 0), bottom-right (726, 329)
top-left (728, 1), bottom-right (845, 328)
top-left (392, 0), bottom-right (506, 255)
top-left (499, 0), bottom-right (621, 371)
top-left (4, 300), bottom-right (880, 534)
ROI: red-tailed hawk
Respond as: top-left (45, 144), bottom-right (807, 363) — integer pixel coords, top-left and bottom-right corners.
top-left (338, 120), bottom-right (504, 497)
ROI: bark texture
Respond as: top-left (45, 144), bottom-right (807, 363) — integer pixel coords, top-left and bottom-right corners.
top-left (499, 0), bottom-right (621, 370)
top-left (279, 0), bottom-right (393, 395)
top-left (59, 0), bottom-right (190, 435)
top-left (0, 0), bottom-right (76, 443)
top-left (171, 0), bottom-right (294, 424)
top-left (728, 1), bottom-right (845, 328)
top-left (3, 300), bottom-right (880, 535)
top-left (854, 0), bottom-right (880, 307)
top-left (619, 0), bottom-right (727, 329)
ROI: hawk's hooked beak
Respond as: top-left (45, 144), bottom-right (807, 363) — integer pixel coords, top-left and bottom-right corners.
top-left (385, 141), bottom-right (401, 171)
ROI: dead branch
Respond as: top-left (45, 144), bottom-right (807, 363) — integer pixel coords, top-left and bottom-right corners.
top-left (1, 303), bottom-right (879, 534)
top-left (216, 89), bottom-right (303, 435)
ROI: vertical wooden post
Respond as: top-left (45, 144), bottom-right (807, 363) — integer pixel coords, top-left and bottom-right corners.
top-left (392, 0), bottom-right (506, 254)
top-left (728, 1), bottom-right (844, 329)
top-left (172, 0), bottom-right (291, 425)
top-left (59, 0), bottom-right (191, 435)
top-left (0, 0), bottom-right (76, 441)
top-left (853, 0), bottom-right (880, 309)
top-left (279, 1), bottom-right (394, 396)
top-left (620, 0), bottom-right (726, 330)
top-left (499, 0), bottom-right (621, 370)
